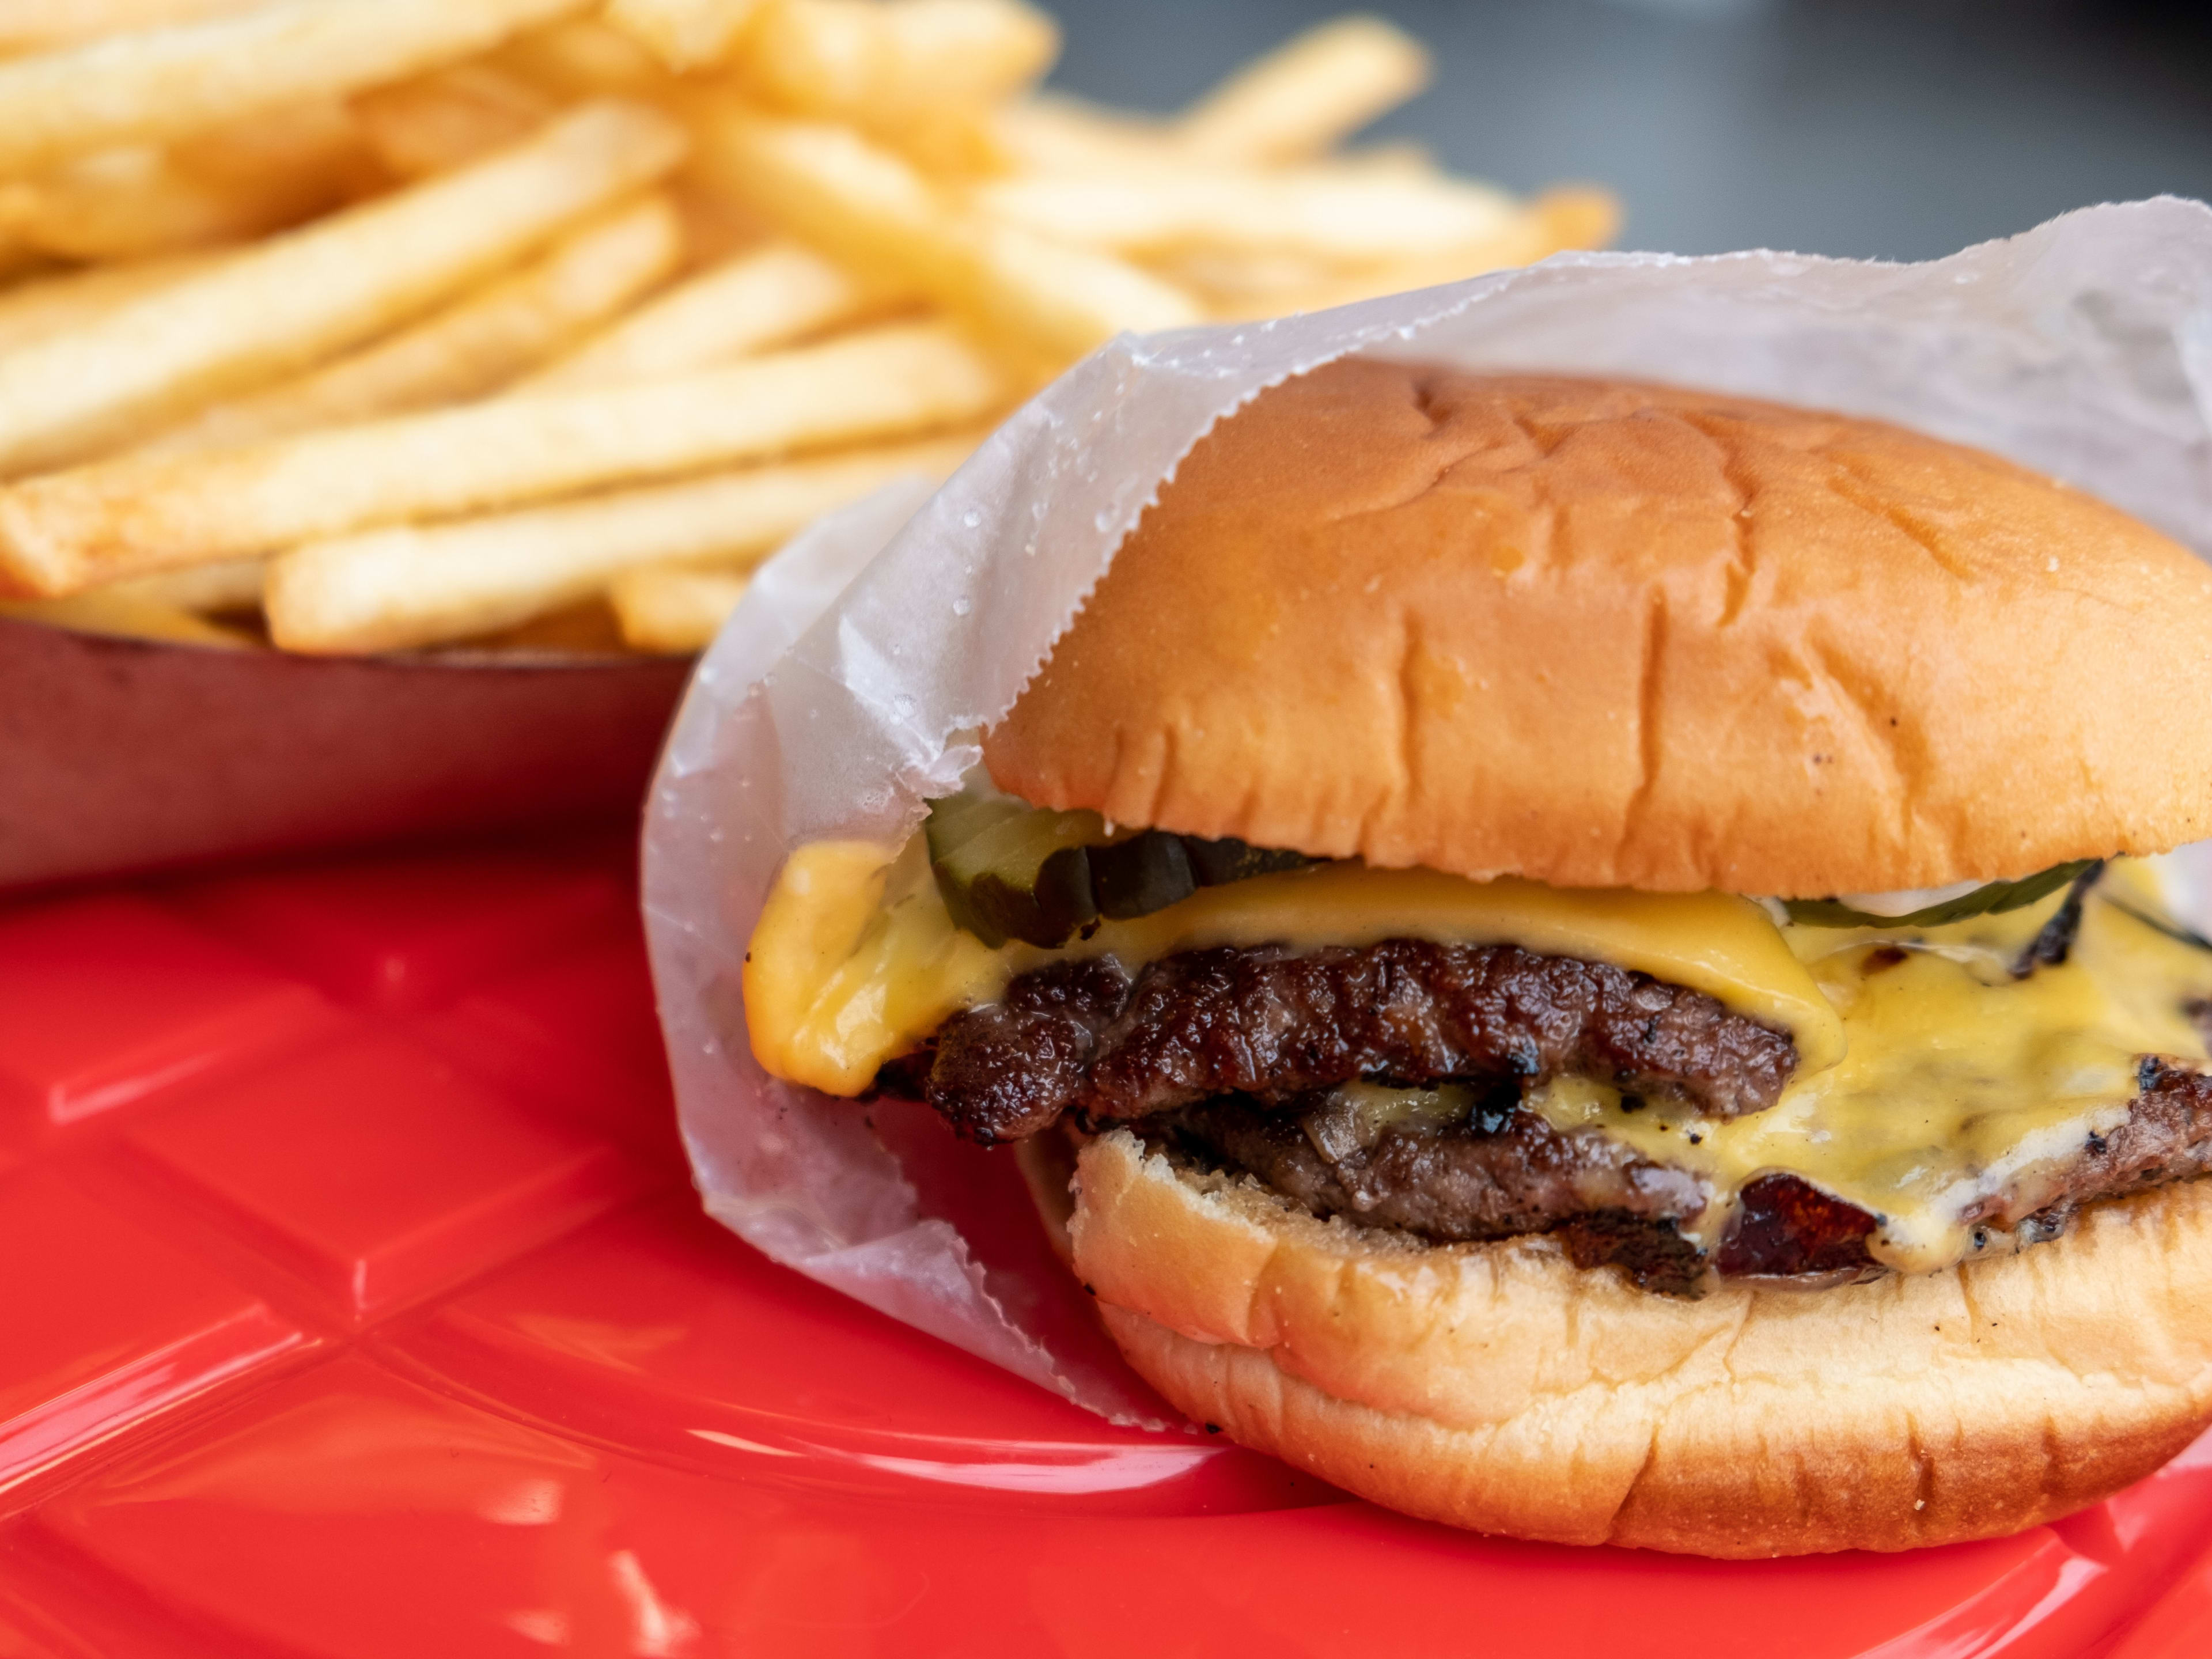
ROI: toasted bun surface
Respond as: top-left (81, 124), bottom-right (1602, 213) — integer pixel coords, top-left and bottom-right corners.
top-left (1058, 1128), bottom-right (2212, 1556)
top-left (984, 364), bottom-right (2212, 896)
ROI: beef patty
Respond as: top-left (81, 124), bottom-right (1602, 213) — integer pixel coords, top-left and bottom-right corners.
top-left (888, 940), bottom-right (1799, 1145)
top-left (874, 943), bottom-right (2212, 1296)
top-left (1143, 1058), bottom-right (2212, 1296)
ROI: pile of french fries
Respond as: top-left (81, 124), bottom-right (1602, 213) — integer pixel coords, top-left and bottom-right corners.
top-left (0, 0), bottom-right (1616, 658)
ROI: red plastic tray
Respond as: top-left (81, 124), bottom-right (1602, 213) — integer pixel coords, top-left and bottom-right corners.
top-left (1, 831), bottom-right (2209, 1657)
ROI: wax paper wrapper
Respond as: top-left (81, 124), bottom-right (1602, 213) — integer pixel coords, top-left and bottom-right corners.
top-left (642, 198), bottom-right (2212, 1422)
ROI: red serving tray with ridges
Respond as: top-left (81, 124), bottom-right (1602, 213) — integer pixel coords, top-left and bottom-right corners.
top-left (1, 830), bottom-right (2209, 1657)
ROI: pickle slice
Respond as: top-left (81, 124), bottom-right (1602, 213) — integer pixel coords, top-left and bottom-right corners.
top-left (1782, 860), bottom-right (2099, 929)
top-left (924, 791), bottom-right (1103, 949)
top-left (1185, 836), bottom-right (1314, 887)
top-left (1090, 831), bottom-right (1196, 919)
top-left (924, 782), bottom-right (1315, 948)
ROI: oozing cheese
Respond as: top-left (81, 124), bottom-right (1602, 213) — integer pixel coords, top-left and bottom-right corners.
top-left (745, 835), bottom-right (1843, 1094)
top-left (1533, 864), bottom-right (2212, 1272)
top-left (744, 836), bottom-right (2212, 1279)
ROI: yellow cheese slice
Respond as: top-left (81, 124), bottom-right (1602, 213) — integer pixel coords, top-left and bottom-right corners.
top-left (1535, 866), bottom-right (2212, 1273)
top-left (744, 835), bottom-right (1843, 1097)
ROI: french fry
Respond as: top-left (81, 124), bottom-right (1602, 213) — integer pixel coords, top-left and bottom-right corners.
top-left (102, 556), bottom-right (267, 614)
top-left (353, 63), bottom-right (556, 181)
top-left (667, 177), bottom-right (769, 266)
top-left (1534, 184), bottom-right (1625, 255)
top-left (0, 588), bottom-right (255, 647)
top-left (499, 16), bottom-right (679, 97)
top-left (267, 435), bottom-right (969, 653)
top-left (1176, 16), bottom-right (1430, 165)
top-left (144, 195), bottom-right (685, 453)
top-left (0, 149), bottom-right (301, 262)
top-left (606, 0), bottom-right (764, 71)
top-left (740, 0), bottom-right (1058, 127)
top-left (0, 1), bottom-right (1615, 664)
top-left (1188, 205), bottom-right (1586, 320)
top-left (0, 0), bottom-right (593, 181)
top-left (0, 248), bottom-right (226, 354)
top-left (608, 565), bottom-right (750, 653)
top-left (470, 600), bottom-right (628, 653)
top-left (0, 0), bottom-right (258, 58)
top-left (976, 167), bottom-right (1522, 266)
top-left (169, 94), bottom-right (378, 188)
top-left (0, 323), bottom-right (1002, 594)
top-left (0, 99), bottom-right (687, 475)
top-left (0, 228), bottom-right (43, 283)
top-left (519, 239), bottom-right (893, 394)
top-left (702, 111), bottom-right (1200, 363)
top-left (990, 93), bottom-right (1181, 176)
top-left (5, 102), bottom-right (375, 262)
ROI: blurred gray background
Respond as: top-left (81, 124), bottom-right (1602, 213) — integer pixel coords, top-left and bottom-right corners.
top-left (1047, 0), bottom-right (2212, 261)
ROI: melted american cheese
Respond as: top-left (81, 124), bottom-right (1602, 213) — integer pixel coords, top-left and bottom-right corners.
top-left (1533, 865), bottom-right (2212, 1272)
top-left (744, 836), bottom-right (1842, 1094)
top-left (743, 838), bottom-right (2212, 1278)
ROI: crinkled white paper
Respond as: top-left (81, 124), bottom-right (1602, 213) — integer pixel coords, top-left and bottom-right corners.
top-left (643, 198), bottom-right (2212, 1419)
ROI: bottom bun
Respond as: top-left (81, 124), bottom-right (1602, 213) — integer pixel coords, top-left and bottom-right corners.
top-left (1056, 1128), bottom-right (2212, 1556)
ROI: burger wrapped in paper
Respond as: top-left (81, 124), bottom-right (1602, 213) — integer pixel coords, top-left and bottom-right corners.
top-left (645, 200), bottom-right (2212, 1556)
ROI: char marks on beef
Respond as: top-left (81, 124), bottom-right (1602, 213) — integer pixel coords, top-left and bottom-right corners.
top-left (882, 942), bottom-right (2212, 1295)
top-left (1966, 1058), bottom-right (2212, 1237)
top-left (905, 940), bottom-right (1799, 1144)
top-left (1145, 1092), bottom-right (1711, 1296)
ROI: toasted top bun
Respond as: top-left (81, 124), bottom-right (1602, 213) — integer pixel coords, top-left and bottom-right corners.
top-left (1058, 1128), bottom-right (2212, 1556)
top-left (984, 362), bottom-right (2212, 896)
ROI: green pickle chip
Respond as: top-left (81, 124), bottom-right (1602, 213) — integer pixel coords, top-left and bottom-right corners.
top-left (923, 784), bottom-right (1312, 948)
top-left (1782, 859), bottom-right (2100, 929)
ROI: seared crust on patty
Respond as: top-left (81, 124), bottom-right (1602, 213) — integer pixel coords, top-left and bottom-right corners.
top-left (895, 940), bottom-right (1798, 1143)
top-left (1144, 1097), bottom-right (1711, 1294)
top-left (1156, 1066), bottom-right (2212, 1291)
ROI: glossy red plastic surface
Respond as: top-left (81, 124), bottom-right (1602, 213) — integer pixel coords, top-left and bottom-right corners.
top-left (0, 832), bottom-right (2206, 1656)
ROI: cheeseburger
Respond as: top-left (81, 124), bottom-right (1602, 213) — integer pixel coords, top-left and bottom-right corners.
top-left (741, 360), bottom-right (2212, 1556)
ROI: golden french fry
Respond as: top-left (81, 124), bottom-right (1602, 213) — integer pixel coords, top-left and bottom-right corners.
top-left (608, 565), bottom-right (751, 653)
top-left (0, 322), bottom-right (1001, 594)
top-left (606, 0), bottom-right (764, 70)
top-left (499, 16), bottom-right (680, 96)
top-left (103, 556), bottom-right (267, 614)
top-left (1, 149), bottom-right (294, 262)
top-left (1534, 184), bottom-right (1624, 253)
top-left (668, 177), bottom-right (769, 266)
top-left (267, 434), bottom-right (969, 653)
top-left (702, 111), bottom-right (1200, 363)
top-left (1177, 15), bottom-right (1430, 165)
top-left (740, 0), bottom-right (1057, 126)
top-left (1162, 248), bottom-right (1349, 307)
top-left (990, 93), bottom-right (1182, 176)
top-left (0, 0), bottom-right (593, 180)
top-left (468, 599), bottom-right (628, 653)
top-left (976, 167), bottom-right (1522, 266)
top-left (0, 229), bottom-right (45, 283)
top-left (353, 63), bottom-right (556, 181)
top-left (1195, 211), bottom-right (1566, 320)
top-left (1178, 183), bottom-right (1622, 319)
top-left (519, 239), bottom-right (892, 394)
top-left (169, 95), bottom-right (377, 187)
top-left (145, 195), bottom-right (685, 453)
top-left (0, 248), bottom-right (226, 354)
top-left (6, 103), bottom-right (375, 262)
top-left (0, 0), bottom-right (259, 57)
top-left (0, 588), bottom-right (256, 648)
top-left (0, 100), bottom-right (686, 475)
